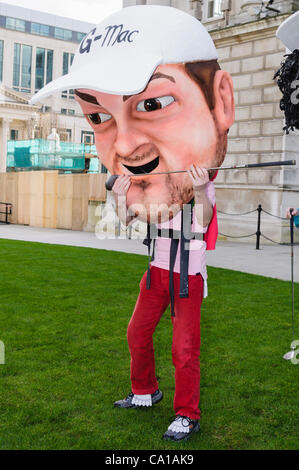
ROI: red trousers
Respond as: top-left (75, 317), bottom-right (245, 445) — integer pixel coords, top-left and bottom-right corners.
top-left (127, 266), bottom-right (203, 420)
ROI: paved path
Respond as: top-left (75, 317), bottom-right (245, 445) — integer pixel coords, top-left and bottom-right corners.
top-left (0, 224), bottom-right (298, 282)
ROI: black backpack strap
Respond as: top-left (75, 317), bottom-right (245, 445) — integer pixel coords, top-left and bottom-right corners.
top-left (144, 203), bottom-right (202, 311)
top-left (143, 223), bottom-right (152, 290)
top-left (179, 204), bottom-right (191, 298)
top-left (169, 238), bottom-right (179, 317)
top-left (168, 203), bottom-right (192, 316)
top-left (151, 238), bottom-right (156, 262)
top-left (157, 228), bottom-right (181, 239)
top-left (143, 224), bottom-right (157, 290)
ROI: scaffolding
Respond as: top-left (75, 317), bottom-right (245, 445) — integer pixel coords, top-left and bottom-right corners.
top-left (6, 139), bottom-right (99, 173)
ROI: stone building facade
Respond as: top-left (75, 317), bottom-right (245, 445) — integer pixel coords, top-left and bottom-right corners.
top-left (123, 0), bottom-right (299, 243)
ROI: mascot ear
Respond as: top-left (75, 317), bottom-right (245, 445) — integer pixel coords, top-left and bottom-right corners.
top-left (212, 70), bottom-right (235, 132)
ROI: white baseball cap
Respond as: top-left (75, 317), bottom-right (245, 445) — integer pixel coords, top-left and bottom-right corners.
top-left (30, 5), bottom-right (218, 105)
top-left (276, 10), bottom-right (299, 51)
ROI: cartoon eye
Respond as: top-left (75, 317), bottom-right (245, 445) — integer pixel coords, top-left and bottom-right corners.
top-left (86, 112), bottom-right (112, 125)
top-left (136, 96), bottom-right (175, 112)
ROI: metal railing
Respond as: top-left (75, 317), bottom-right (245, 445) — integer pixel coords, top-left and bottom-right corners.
top-left (0, 202), bottom-right (12, 224)
top-left (218, 204), bottom-right (298, 248)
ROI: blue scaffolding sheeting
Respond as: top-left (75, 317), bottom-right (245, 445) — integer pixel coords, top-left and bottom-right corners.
top-left (7, 139), bottom-right (99, 173)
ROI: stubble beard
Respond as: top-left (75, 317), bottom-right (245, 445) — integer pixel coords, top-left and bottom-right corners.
top-left (126, 120), bottom-right (227, 223)
top-left (164, 124), bottom-right (227, 207)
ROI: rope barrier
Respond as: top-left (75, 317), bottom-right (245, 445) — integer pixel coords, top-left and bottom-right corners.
top-left (217, 208), bottom-right (257, 216)
top-left (260, 233), bottom-right (283, 245)
top-left (216, 204), bottom-right (298, 248)
top-left (261, 208), bottom-right (288, 220)
top-left (260, 234), bottom-right (299, 246)
top-left (219, 231), bottom-right (256, 238)
top-left (217, 207), bottom-right (287, 219)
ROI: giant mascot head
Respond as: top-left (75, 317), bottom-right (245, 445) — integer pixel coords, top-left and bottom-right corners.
top-left (31, 5), bottom-right (235, 222)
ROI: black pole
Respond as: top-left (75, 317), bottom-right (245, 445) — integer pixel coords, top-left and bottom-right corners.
top-left (247, 159), bottom-right (295, 168)
top-left (256, 204), bottom-right (262, 250)
top-left (290, 209), bottom-right (295, 344)
top-left (290, 209), bottom-right (294, 245)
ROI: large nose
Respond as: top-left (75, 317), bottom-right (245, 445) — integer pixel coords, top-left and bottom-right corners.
top-left (113, 118), bottom-right (150, 159)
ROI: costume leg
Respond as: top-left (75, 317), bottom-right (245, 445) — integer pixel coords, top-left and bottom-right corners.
top-left (171, 272), bottom-right (204, 420)
top-left (127, 266), bottom-right (170, 395)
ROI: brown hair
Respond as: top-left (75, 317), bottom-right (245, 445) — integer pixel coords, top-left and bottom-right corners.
top-left (185, 60), bottom-right (227, 176)
top-left (184, 60), bottom-right (220, 110)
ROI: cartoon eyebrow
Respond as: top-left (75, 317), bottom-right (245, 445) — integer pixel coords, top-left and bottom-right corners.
top-left (123, 72), bottom-right (176, 102)
top-left (74, 72), bottom-right (176, 106)
top-left (74, 90), bottom-right (100, 105)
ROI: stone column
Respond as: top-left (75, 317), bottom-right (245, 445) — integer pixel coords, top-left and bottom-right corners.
top-left (280, 132), bottom-right (299, 188)
top-left (0, 118), bottom-right (11, 173)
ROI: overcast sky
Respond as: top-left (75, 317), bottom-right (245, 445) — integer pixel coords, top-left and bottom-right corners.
top-left (2, 0), bottom-right (123, 24)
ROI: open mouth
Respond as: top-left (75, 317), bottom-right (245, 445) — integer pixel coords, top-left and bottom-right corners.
top-left (122, 156), bottom-right (159, 175)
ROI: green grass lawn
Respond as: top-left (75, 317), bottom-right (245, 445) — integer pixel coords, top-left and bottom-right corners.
top-left (0, 238), bottom-right (298, 450)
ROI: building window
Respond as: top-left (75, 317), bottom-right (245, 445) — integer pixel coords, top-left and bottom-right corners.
top-left (76, 32), bottom-right (86, 43)
top-left (34, 127), bottom-right (41, 139)
top-left (63, 90), bottom-right (75, 99)
top-left (46, 50), bottom-right (53, 84)
top-left (13, 43), bottom-right (32, 93)
top-left (2, 16), bottom-right (86, 43)
top-left (10, 129), bottom-right (19, 140)
top-left (13, 43), bottom-right (20, 88)
top-left (63, 52), bottom-right (74, 75)
top-left (35, 48), bottom-right (53, 91)
top-left (81, 131), bottom-right (94, 144)
top-left (6, 17), bottom-right (25, 32)
top-left (205, 0), bottom-right (222, 19)
top-left (54, 27), bottom-right (73, 41)
top-left (35, 48), bottom-right (45, 91)
top-left (0, 40), bottom-right (3, 82)
top-left (31, 22), bottom-right (50, 37)
top-left (62, 52), bottom-right (75, 99)
top-left (61, 108), bottom-right (75, 115)
top-left (59, 129), bottom-right (72, 142)
top-left (101, 164), bottom-right (108, 174)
